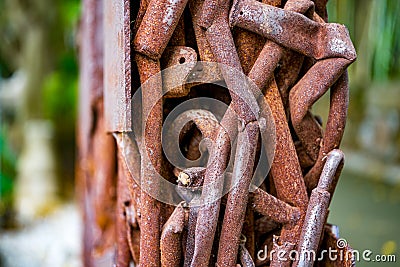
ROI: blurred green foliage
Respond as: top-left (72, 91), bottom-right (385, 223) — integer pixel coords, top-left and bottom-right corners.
top-left (0, 124), bottom-right (16, 225)
top-left (328, 0), bottom-right (400, 83)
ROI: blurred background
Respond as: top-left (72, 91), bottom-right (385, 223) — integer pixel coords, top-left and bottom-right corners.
top-left (0, 0), bottom-right (399, 266)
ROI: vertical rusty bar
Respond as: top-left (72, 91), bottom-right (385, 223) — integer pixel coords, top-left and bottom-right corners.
top-left (293, 150), bottom-right (344, 267)
top-left (133, 0), bottom-right (149, 36)
top-left (198, 0), bottom-right (221, 29)
top-left (242, 205), bottom-right (255, 259)
top-left (135, 54), bottom-right (163, 267)
top-left (189, 0), bottom-right (216, 63)
top-left (249, 75), bottom-right (308, 247)
top-left (116, 149), bottom-right (133, 267)
top-left (274, 48), bottom-right (305, 110)
top-left (190, 125), bottom-right (231, 267)
top-left (90, 100), bottom-right (118, 264)
top-left (114, 132), bottom-right (143, 266)
top-left (184, 204), bottom-right (198, 267)
top-left (104, 0), bottom-right (131, 132)
top-left (217, 121), bottom-right (259, 267)
top-left (114, 133), bottom-right (142, 228)
top-left (205, 0), bottom-right (260, 123)
top-left (234, 28), bottom-right (265, 75)
top-left (169, 17), bottom-right (186, 46)
top-left (304, 72), bottom-right (349, 191)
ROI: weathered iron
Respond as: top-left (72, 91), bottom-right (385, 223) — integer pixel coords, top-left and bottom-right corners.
top-left (135, 53), bottom-right (163, 267)
top-left (79, 0), bottom-right (357, 266)
top-left (134, 0), bottom-right (189, 59)
top-left (294, 150), bottom-right (345, 267)
top-left (217, 121), bottom-right (259, 267)
top-left (161, 202), bottom-right (188, 266)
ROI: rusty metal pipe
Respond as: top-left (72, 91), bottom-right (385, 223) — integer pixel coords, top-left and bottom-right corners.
top-left (289, 58), bottom-right (350, 163)
top-left (134, 0), bottom-right (189, 59)
top-left (217, 121), bottom-right (259, 267)
top-left (250, 187), bottom-right (301, 225)
top-left (247, 77), bottom-right (308, 251)
top-left (114, 133), bottom-right (142, 227)
top-left (303, 72), bottom-right (349, 191)
top-left (178, 167), bottom-right (206, 267)
top-left (293, 150), bottom-right (344, 267)
top-left (179, 168), bottom-right (206, 267)
top-left (229, 0), bottom-right (356, 61)
top-left (190, 125), bottom-right (231, 267)
top-left (133, 0), bottom-right (150, 37)
top-left (205, 0), bottom-right (260, 124)
top-left (135, 53), bottom-right (163, 267)
top-left (161, 203), bottom-right (188, 267)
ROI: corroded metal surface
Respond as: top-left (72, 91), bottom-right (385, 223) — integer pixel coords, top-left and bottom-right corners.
top-left (79, 0), bottom-right (357, 266)
top-left (104, 0), bottom-right (132, 132)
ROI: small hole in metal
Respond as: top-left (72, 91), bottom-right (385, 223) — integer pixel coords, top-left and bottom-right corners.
top-left (179, 57), bottom-right (186, 64)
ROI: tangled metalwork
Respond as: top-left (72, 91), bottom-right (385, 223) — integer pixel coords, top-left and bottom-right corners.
top-left (78, 0), bottom-right (357, 266)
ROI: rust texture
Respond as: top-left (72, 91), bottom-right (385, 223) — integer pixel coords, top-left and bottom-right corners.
top-left (239, 235), bottom-right (256, 267)
top-left (294, 150), bottom-right (345, 267)
top-left (134, 0), bottom-right (189, 59)
top-left (136, 53), bottom-right (163, 267)
top-left (217, 121), bottom-right (259, 267)
top-left (116, 149), bottom-right (133, 266)
top-left (161, 203), bottom-right (188, 266)
top-left (79, 0), bottom-right (357, 266)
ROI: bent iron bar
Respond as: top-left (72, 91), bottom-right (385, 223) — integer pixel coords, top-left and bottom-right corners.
top-left (80, 0), bottom-right (357, 266)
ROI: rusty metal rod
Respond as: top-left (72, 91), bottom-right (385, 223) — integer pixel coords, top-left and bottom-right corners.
top-left (289, 58), bottom-right (351, 163)
top-left (134, 0), bottom-right (189, 59)
top-left (161, 202), bottom-right (188, 267)
top-left (293, 149), bottom-right (344, 267)
top-left (239, 235), bottom-right (256, 267)
top-left (250, 187), bottom-right (301, 225)
top-left (217, 121), bottom-right (259, 267)
top-left (190, 125), bottom-right (231, 267)
top-left (229, 0), bottom-right (356, 61)
top-left (303, 72), bottom-right (349, 192)
top-left (135, 53), bottom-right (163, 267)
